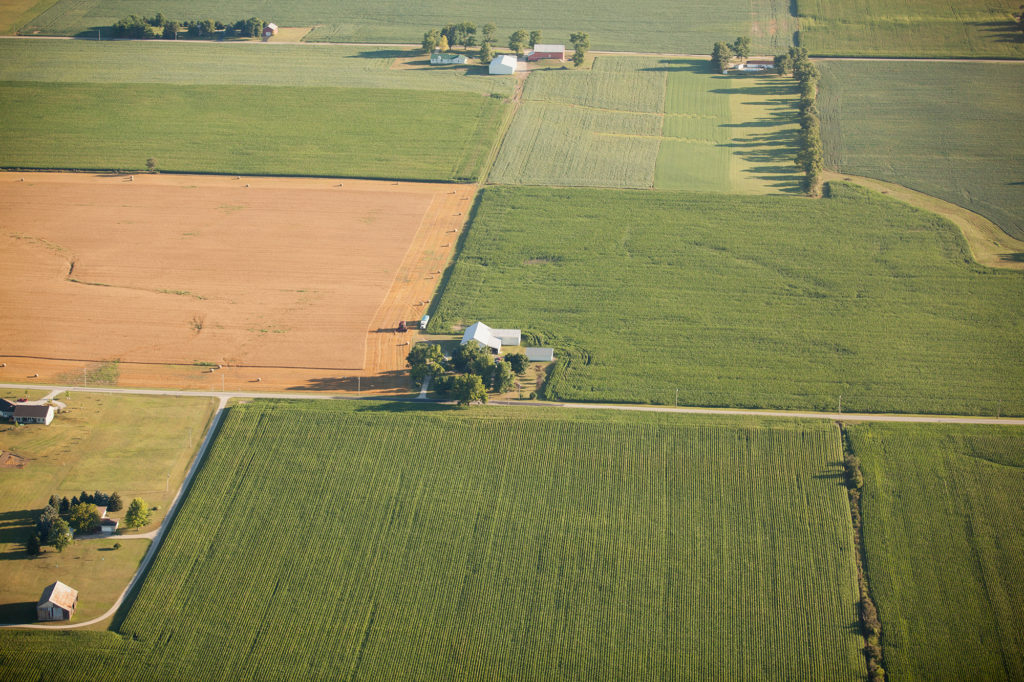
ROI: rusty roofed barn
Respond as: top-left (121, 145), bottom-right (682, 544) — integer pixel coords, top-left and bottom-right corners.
top-left (37, 581), bottom-right (78, 621)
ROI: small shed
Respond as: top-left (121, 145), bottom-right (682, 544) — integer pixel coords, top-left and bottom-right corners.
top-left (37, 581), bottom-right (78, 621)
top-left (489, 54), bottom-right (517, 75)
top-left (527, 44), bottom-right (565, 61)
top-left (524, 347), bottom-right (555, 362)
top-left (431, 53), bottom-right (468, 65)
top-left (262, 22), bottom-right (278, 39)
top-left (13, 404), bottom-right (53, 425)
top-left (100, 517), bottom-right (119, 534)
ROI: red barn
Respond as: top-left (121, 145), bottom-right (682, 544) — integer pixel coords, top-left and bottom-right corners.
top-left (527, 44), bottom-right (565, 61)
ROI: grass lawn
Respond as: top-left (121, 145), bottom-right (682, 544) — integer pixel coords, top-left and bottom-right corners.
top-left (0, 392), bottom-right (217, 623)
top-left (0, 81), bottom-right (506, 181)
top-left (796, 0), bottom-right (1024, 57)
top-left (847, 422), bottom-right (1024, 680)
top-left (0, 40), bottom-right (514, 95)
top-left (20, 0), bottom-right (795, 54)
top-left (1, 388), bottom-right (51, 401)
top-left (429, 183), bottom-right (1024, 415)
top-left (0, 400), bottom-right (864, 680)
top-left (818, 61), bottom-right (1024, 241)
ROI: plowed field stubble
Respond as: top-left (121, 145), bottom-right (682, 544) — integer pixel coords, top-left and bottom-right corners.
top-left (0, 401), bottom-right (865, 680)
top-left (0, 173), bottom-right (473, 391)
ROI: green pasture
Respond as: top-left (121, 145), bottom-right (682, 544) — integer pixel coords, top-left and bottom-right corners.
top-left (490, 58), bottom-right (801, 192)
top-left (0, 400), bottom-right (864, 679)
top-left (796, 0), bottom-right (1024, 57)
top-left (0, 81), bottom-right (506, 180)
top-left (430, 183), bottom-right (1024, 414)
top-left (19, 0), bottom-right (795, 53)
top-left (818, 61), bottom-right (1024, 240)
top-left (847, 423), bottom-right (1024, 680)
top-left (0, 40), bottom-right (513, 95)
top-left (0, 392), bottom-right (216, 623)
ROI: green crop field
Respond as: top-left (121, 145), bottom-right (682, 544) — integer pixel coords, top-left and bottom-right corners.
top-left (846, 423), bottom-right (1024, 680)
top-left (429, 184), bottom-right (1024, 414)
top-left (0, 400), bottom-right (865, 680)
top-left (655, 61), bottom-right (801, 193)
top-left (490, 58), bottom-right (801, 192)
top-left (19, 0), bottom-right (795, 53)
top-left (796, 0), bottom-right (1024, 57)
top-left (0, 80), bottom-right (505, 180)
top-left (0, 40), bottom-right (513, 95)
top-left (818, 61), bottom-right (1024, 241)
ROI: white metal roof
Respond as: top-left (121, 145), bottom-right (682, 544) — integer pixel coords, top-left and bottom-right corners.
top-left (532, 44), bottom-right (565, 52)
top-left (461, 321), bottom-right (502, 350)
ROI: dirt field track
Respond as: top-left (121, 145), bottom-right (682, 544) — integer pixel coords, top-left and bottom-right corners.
top-left (0, 172), bottom-right (475, 394)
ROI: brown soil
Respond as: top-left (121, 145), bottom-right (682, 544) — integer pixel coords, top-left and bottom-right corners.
top-left (0, 172), bottom-right (475, 394)
top-left (0, 451), bottom-right (26, 468)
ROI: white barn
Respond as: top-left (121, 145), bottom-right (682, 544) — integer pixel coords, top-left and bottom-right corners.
top-left (489, 54), bottom-right (517, 75)
top-left (524, 347), bottom-right (555, 362)
top-left (461, 321), bottom-right (521, 353)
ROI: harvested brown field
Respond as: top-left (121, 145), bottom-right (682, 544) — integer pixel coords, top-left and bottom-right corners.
top-left (0, 172), bottom-right (474, 393)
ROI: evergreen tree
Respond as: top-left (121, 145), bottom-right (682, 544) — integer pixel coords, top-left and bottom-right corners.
top-left (107, 492), bottom-right (123, 512)
top-left (26, 532), bottom-right (41, 556)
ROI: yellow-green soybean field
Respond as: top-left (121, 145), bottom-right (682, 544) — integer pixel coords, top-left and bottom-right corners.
top-left (0, 401), bottom-right (865, 680)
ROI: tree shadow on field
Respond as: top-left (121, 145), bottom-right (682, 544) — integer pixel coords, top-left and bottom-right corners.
top-left (354, 401), bottom-right (460, 415)
top-left (356, 48), bottom-right (419, 60)
top-left (0, 602), bottom-right (36, 624)
top-left (0, 509), bottom-right (35, 558)
top-left (641, 59), bottom-right (709, 73)
top-left (813, 461), bottom-right (847, 484)
top-left (973, 20), bottom-right (1023, 44)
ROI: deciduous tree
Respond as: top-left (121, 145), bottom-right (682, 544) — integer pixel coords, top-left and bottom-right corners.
top-left (125, 498), bottom-right (151, 529)
top-left (422, 29), bottom-right (441, 53)
top-left (49, 518), bottom-right (71, 552)
top-left (478, 42), bottom-right (495, 64)
top-left (492, 361), bottom-right (515, 393)
top-left (509, 30), bottom-right (529, 56)
top-left (482, 23), bottom-right (497, 43)
top-left (505, 352), bottom-right (529, 375)
top-left (69, 503), bottom-right (101, 534)
top-left (732, 36), bottom-right (751, 59)
top-left (529, 30), bottom-right (542, 47)
top-left (711, 41), bottom-right (734, 71)
top-left (569, 31), bottom-right (590, 51)
top-left (452, 374), bottom-right (487, 406)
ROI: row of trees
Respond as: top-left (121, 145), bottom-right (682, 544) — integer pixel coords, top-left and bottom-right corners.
top-left (776, 47), bottom-right (824, 195)
top-left (111, 14), bottom-right (264, 40)
top-left (844, 448), bottom-right (886, 682)
top-left (407, 341), bottom-right (531, 406)
top-left (422, 25), bottom-right (589, 67)
top-left (710, 36), bottom-right (751, 71)
top-left (26, 493), bottom-right (150, 555)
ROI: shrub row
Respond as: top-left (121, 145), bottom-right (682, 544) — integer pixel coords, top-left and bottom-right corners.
top-left (842, 430), bottom-right (887, 681)
top-left (111, 14), bottom-right (264, 40)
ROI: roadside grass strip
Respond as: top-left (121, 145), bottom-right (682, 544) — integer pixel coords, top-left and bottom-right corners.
top-left (847, 423), bottom-right (1024, 680)
top-left (1, 401), bottom-right (864, 680)
top-left (430, 184), bottom-right (1024, 414)
top-left (0, 81), bottom-right (505, 181)
top-left (818, 60), bottom-right (1024, 241)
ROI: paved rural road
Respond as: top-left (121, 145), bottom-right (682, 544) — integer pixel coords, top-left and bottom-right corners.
top-left (1, 383), bottom-right (1021, 425)
top-left (1, 395), bottom-right (229, 630)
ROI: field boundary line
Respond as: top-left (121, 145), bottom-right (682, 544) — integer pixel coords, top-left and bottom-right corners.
top-left (478, 71), bottom-right (528, 184)
top-left (824, 172), bottom-right (1024, 270)
top-left (0, 395), bottom-right (229, 631)
top-left (1, 384), bottom-right (1022, 424)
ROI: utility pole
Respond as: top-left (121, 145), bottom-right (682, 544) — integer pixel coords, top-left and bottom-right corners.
top-left (675, 388), bottom-right (678, 407)
top-left (357, 376), bottom-right (361, 396)
top-left (83, 367), bottom-right (87, 387)
top-left (839, 394), bottom-right (842, 415)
